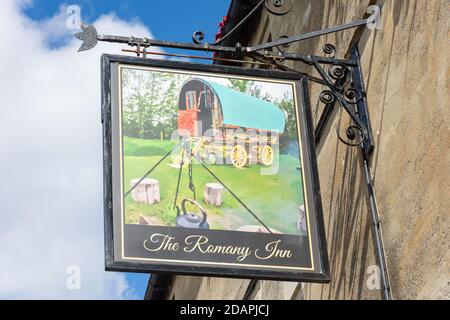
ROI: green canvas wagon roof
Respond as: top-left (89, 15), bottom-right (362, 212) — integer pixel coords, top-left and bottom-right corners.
top-left (187, 78), bottom-right (286, 133)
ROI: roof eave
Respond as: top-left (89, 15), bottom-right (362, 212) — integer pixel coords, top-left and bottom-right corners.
top-left (213, 0), bottom-right (263, 65)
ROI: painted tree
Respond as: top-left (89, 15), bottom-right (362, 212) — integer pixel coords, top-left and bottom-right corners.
top-left (122, 69), bottom-right (182, 139)
top-left (228, 79), bottom-right (254, 93)
top-left (154, 73), bottom-right (183, 139)
top-left (277, 92), bottom-right (297, 155)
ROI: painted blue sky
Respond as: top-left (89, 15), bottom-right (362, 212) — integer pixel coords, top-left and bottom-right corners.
top-left (0, 0), bottom-right (230, 300)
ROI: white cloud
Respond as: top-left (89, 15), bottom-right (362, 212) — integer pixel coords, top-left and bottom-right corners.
top-left (0, 0), bottom-right (155, 299)
top-left (32, 4), bottom-right (75, 46)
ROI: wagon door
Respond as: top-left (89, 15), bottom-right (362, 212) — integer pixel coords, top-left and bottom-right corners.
top-left (199, 90), bottom-right (213, 134)
top-left (178, 90), bottom-right (198, 136)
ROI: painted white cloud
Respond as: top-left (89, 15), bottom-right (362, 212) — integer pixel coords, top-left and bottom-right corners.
top-left (0, 0), bottom-right (156, 299)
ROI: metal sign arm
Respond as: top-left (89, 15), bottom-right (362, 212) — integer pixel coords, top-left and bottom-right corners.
top-left (75, 23), bottom-right (237, 54)
top-left (97, 34), bottom-right (238, 54)
top-left (75, 18), bottom-right (368, 60)
top-left (244, 18), bottom-right (370, 52)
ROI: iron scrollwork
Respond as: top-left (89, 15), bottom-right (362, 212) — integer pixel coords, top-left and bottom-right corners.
top-left (191, 0), bottom-right (293, 46)
top-left (192, 31), bottom-right (205, 45)
top-left (318, 87), bottom-right (368, 147)
top-left (322, 43), bottom-right (337, 58)
top-left (311, 44), bottom-right (369, 148)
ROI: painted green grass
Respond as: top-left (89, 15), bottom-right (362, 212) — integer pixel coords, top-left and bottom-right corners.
top-left (123, 136), bottom-right (178, 157)
top-left (123, 137), bottom-right (305, 235)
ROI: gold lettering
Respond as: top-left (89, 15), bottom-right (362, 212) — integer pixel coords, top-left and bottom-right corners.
top-left (183, 235), bottom-right (252, 261)
top-left (184, 235), bottom-right (209, 253)
top-left (255, 240), bottom-right (293, 260)
top-left (143, 233), bottom-right (179, 252)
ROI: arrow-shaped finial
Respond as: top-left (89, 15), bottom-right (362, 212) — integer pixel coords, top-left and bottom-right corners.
top-left (74, 23), bottom-right (98, 52)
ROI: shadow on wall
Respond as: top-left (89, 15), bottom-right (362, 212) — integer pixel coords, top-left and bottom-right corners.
top-left (326, 144), bottom-right (372, 300)
top-left (304, 131), bottom-right (381, 300)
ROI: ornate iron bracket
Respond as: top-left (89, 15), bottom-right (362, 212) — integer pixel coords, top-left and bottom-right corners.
top-left (312, 44), bottom-right (374, 153)
top-left (74, 2), bottom-right (374, 155)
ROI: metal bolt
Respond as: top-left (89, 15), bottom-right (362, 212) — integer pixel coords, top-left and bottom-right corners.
top-left (347, 127), bottom-right (357, 140)
top-left (274, 0), bottom-right (284, 8)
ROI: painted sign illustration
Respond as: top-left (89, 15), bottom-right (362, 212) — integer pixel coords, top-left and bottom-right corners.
top-left (103, 55), bottom-right (329, 282)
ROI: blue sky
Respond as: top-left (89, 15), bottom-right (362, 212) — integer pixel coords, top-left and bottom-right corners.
top-left (0, 0), bottom-right (229, 300)
top-left (25, 0), bottom-right (231, 57)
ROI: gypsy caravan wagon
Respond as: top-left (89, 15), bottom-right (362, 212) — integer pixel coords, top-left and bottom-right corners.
top-left (177, 78), bottom-right (286, 168)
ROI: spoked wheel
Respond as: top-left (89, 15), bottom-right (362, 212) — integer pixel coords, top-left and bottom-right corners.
top-left (231, 145), bottom-right (248, 169)
top-left (260, 145), bottom-right (274, 166)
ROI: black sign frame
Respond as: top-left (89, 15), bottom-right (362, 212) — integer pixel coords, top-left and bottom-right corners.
top-left (102, 54), bottom-right (330, 282)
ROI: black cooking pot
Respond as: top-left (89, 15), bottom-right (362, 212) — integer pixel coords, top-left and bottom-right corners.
top-left (176, 198), bottom-right (210, 229)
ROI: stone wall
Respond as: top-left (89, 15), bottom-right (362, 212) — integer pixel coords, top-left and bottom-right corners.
top-left (168, 0), bottom-right (449, 300)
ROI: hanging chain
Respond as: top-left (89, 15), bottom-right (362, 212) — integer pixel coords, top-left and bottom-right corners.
top-left (188, 150), bottom-right (196, 201)
top-left (173, 148), bottom-right (186, 209)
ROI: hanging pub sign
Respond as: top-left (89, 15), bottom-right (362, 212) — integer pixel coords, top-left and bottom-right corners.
top-left (102, 54), bottom-right (330, 282)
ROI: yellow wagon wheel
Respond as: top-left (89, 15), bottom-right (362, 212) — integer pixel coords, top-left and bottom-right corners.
top-left (198, 147), bottom-right (208, 159)
top-left (231, 145), bottom-right (248, 169)
top-left (260, 145), bottom-right (274, 166)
